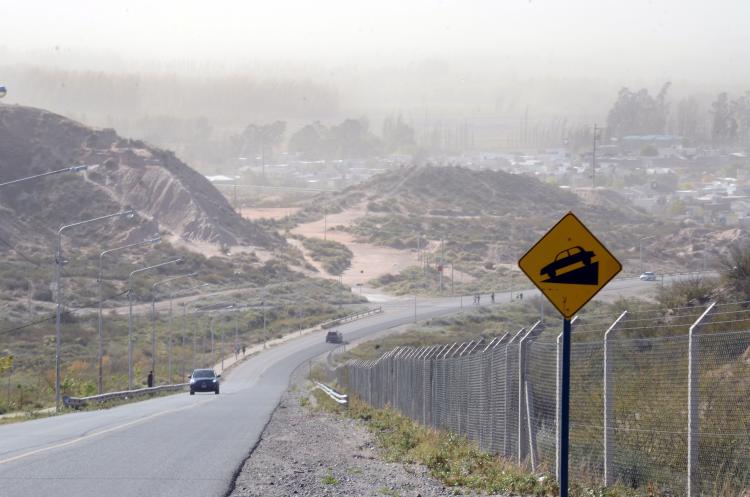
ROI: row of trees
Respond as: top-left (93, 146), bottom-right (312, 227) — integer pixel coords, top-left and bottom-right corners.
top-left (231, 115), bottom-right (417, 162)
top-left (605, 82), bottom-right (750, 146)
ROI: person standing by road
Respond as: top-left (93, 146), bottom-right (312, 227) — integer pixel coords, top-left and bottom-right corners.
top-left (490, 292), bottom-right (495, 303)
top-left (147, 370), bottom-right (154, 388)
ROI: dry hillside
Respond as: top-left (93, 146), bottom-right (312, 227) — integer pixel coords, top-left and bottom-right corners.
top-left (0, 104), bottom-right (281, 250)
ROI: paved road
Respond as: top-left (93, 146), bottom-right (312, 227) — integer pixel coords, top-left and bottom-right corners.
top-left (0, 276), bottom-right (686, 497)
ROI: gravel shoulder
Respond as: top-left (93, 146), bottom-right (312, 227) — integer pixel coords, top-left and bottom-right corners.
top-left (229, 368), bottom-right (492, 497)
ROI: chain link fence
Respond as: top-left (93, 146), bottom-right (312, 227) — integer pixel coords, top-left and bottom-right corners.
top-left (337, 302), bottom-right (750, 496)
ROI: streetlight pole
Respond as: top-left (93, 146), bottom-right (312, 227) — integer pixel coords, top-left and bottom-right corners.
top-left (179, 283), bottom-right (210, 371)
top-left (127, 258), bottom-right (182, 390)
top-left (592, 124), bottom-right (598, 188)
top-left (262, 300), bottom-right (267, 348)
top-left (97, 235), bottom-right (160, 394)
top-left (54, 209), bottom-right (135, 411)
top-left (151, 272), bottom-right (197, 384)
top-left (0, 164), bottom-right (88, 188)
top-left (210, 316), bottom-right (215, 365)
top-left (639, 235), bottom-right (657, 274)
top-left (234, 306), bottom-right (239, 360)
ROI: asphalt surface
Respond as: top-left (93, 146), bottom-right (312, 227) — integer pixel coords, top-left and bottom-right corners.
top-left (0, 276), bottom-right (684, 497)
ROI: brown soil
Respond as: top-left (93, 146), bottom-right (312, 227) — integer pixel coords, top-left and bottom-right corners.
top-left (239, 207), bottom-right (301, 220)
top-left (290, 204), bottom-right (419, 286)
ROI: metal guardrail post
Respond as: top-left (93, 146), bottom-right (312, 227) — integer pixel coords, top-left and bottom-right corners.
top-left (518, 321), bottom-right (542, 466)
top-left (525, 380), bottom-right (538, 472)
top-left (603, 310), bottom-right (628, 486)
top-left (63, 383), bottom-right (190, 408)
top-left (504, 327), bottom-right (526, 457)
top-left (687, 302), bottom-right (716, 497)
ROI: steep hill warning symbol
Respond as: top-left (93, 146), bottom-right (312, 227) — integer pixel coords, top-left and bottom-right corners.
top-left (518, 212), bottom-right (621, 318)
top-left (540, 246), bottom-right (598, 285)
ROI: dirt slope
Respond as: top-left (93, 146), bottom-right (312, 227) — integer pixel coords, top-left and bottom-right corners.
top-left (0, 104), bottom-right (280, 249)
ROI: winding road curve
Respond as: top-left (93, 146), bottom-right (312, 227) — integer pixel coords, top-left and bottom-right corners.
top-left (0, 277), bottom-right (683, 497)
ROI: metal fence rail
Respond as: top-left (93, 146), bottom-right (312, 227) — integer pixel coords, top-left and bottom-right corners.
top-left (320, 306), bottom-right (383, 329)
top-left (336, 302), bottom-right (750, 496)
top-left (314, 381), bottom-right (349, 406)
top-left (63, 383), bottom-right (188, 408)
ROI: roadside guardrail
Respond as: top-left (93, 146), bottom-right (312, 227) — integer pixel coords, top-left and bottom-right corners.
top-left (320, 306), bottom-right (382, 329)
top-left (63, 383), bottom-right (188, 409)
top-left (313, 381), bottom-right (348, 406)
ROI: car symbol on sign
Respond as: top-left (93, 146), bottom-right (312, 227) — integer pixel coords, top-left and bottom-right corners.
top-left (540, 246), bottom-right (595, 279)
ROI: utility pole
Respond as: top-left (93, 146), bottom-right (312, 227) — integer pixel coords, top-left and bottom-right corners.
top-left (260, 135), bottom-right (265, 178)
top-left (592, 123), bottom-right (598, 189)
top-left (210, 316), bottom-right (215, 366)
top-left (439, 239), bottom-right (444, 293)
top-left (414, 295), bottom-right (417, 323)
top-left (262, 300), bottom-right (267, 349)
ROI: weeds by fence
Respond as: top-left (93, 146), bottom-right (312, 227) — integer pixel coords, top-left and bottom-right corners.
top-left (337, 302), bottom-right (750, 496)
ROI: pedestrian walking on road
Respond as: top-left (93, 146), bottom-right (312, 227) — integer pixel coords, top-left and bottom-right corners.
top-left (242, 345), bottom-right (246, 355)
top-left (490, 292), bottom-right (495, 303)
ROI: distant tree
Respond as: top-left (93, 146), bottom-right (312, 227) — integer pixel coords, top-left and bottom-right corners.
top-left (288, 118), bottom-right (382, 160)
top-left (674, 96), bottom-right (705, 143)
top-left (382, 115), bottom-right (416, 153)
top-left (606, 83), bottom-right (671, 138)
top-left (711, 92), bottom-right (737, 145)
top-left (564, 123), bottom-right (593, 152)
top-left (720, 241), bottom-right (750, 299)
top-left (289, 121), bottom-right (328, 159)
top-left (730, 91), bottom-right (750, 146)
top-left (230, 121), bottom-right (286, 162)
top-left (327, 118), bottom-right (382, 159)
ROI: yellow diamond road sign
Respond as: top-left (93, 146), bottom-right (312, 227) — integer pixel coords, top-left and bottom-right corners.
top-left (518, 212), bottom-right (622, 319)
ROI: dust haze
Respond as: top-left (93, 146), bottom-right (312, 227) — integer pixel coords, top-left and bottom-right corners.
top-left (2, 1), bottom-right (750, 165)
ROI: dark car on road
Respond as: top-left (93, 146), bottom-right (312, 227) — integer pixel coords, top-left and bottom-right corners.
top-left (325, 330), bottom-right (343, 344)
top-left (540, 246), bottom-right (595, 279)
top-left (189, 368), bottom-right (220, 395)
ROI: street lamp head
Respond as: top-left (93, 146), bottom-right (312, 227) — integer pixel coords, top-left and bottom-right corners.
top-left (123, 209), bottom-right (136, 220)
top-left (69, 165), bottom-right (88, 173)
top-left (0, 85), bottom-right (6, 99)
top-left (146, 234), bottom-right (161, 244)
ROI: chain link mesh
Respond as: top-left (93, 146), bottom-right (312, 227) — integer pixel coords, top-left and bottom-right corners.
top-left (338, 304), bottom-right (750, 495)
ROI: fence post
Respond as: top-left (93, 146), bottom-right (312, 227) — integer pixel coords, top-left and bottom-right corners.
top-left (603, 310), bottom-right (628, 487)
top-left (504, 327), bottom-right (527, 458)
top-left (556, 330), bottom-right (562, 483)
top-left (687, 302), bottom-right (716, 497)
top-left (556, 315), bottom-right (579, 482)
top-left (525, 380), bottom-right (538, 472)
top-left (518, 321), bottom-right (543, 466)
top-left (422, 346), bottom-right (438, 425)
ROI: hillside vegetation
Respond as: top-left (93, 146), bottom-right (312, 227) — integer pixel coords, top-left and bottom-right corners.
top-left (278, 165), bottom-right (706, 294)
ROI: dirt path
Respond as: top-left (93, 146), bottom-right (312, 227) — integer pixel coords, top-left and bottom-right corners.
top-left (290, 205), bottom-right (419, 286)
top-left (239, 207), bottom-right (301, 220)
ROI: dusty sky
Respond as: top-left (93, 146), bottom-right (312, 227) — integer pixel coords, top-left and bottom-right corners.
top-left (1, 0), bottom-right (748, 84)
